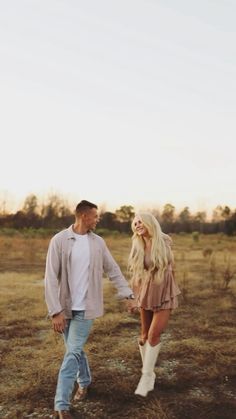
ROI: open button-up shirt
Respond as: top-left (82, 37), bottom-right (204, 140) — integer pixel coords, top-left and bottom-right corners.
top-left (44, 226), bottom-right (133, 319)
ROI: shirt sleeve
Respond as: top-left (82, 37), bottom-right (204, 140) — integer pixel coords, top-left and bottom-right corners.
top-left (102, 243), bottom-right (133, 299)
top-left (44, 236), bottom-right (63, 316)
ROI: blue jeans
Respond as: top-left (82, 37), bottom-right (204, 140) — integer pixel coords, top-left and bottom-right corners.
top-left (54, 311), bottom-right (93, 411)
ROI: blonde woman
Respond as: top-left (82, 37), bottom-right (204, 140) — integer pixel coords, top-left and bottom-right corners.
top-left (128, 212), bottom-right (181, 397)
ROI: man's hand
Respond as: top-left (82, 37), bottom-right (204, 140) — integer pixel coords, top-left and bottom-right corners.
top-left (52, 312), bottom-right (67, 334)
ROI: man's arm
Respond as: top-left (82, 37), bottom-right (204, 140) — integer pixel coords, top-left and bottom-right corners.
top-left (102, 243), bottom-right (134, 299)
top-left (44, 236), bottom-right (63, 318)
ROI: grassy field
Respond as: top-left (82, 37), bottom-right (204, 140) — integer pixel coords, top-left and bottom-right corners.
top-left (0, 232), bottom-right (236, 418)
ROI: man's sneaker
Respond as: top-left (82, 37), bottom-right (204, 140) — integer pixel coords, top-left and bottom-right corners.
top-left (73, 385), bottom-right (89, 402)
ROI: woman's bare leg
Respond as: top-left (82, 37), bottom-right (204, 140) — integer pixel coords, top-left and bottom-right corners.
top-left (139, 309), bottom-right (153, 345)
top-left (135, 309), bottom-right (171, 397)
top-left (148, 309), bottom-right (171, 346)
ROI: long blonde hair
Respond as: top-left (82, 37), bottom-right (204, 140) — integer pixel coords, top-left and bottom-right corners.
top-left (128, 212), bottom-right (174, 286)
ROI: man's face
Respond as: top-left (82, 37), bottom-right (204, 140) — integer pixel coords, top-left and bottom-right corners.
top-left (83, 208), bottom-right (99, 231)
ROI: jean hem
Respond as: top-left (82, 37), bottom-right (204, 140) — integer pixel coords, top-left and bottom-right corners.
top-left (54, 404), bottom-right (70, 411)
top-left (77, 380), bottom-right (91, 387)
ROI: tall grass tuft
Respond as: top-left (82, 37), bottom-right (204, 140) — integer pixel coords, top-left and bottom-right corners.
top-left (222, 251), bottom-right (236, 290)
top-left (177, 251), bottom-right (189, 302)
top-left (209, 251), bottom-right (218, 290)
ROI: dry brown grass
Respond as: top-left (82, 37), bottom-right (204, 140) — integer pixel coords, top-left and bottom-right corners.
top-left (0, 232), bottom-right (236, 418)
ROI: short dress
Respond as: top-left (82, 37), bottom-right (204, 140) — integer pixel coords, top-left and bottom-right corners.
top-left (135, 264), bottom-right (181, 312)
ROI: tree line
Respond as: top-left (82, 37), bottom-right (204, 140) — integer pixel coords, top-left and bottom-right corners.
top-left (0, 194), bottom-right (236, 235)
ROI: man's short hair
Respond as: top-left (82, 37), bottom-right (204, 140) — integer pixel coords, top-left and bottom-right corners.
top-left (75, 200), bottom-right (98, 215)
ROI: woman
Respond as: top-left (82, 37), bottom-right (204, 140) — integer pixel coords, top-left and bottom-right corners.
top-left (128, 212), bottom-right (181, 397)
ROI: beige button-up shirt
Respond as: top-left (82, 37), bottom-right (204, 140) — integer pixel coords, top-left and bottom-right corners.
top-left (44, 226), bottom-right (132, 319)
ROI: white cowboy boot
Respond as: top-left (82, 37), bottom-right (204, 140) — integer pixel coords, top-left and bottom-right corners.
top-left (135, 342), bottom-right (162, 397)
top-left (138, 342), bottom-right (156, 391)
top-left (138, 341), bottom-right (147, 363)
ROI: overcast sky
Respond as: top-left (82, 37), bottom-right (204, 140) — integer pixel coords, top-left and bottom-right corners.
top-left (0, 0), bottom-right (235, 215)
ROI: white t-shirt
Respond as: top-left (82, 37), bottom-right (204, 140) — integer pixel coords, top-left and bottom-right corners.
top-left (70, 233), bottom-right (90, 310)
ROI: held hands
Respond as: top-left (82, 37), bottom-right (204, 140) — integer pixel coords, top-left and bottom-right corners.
top-left (126, 299), bottom-right (139, 314)
top-left (52, 311), bottom-right (67, 334)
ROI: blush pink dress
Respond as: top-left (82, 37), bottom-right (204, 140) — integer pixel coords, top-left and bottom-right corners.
top-left (135, 264), bottom-right (181, 312)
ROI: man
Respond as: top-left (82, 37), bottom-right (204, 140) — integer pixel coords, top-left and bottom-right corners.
top-left (44, 200), bottom-right (134, 419)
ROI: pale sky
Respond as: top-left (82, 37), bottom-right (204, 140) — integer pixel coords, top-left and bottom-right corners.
top-left (0, 0), bottom-right (235, 215)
